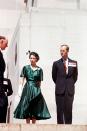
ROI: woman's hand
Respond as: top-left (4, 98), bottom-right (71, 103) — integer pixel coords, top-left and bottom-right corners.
top-left (36, 81), bottom-right (41, 87)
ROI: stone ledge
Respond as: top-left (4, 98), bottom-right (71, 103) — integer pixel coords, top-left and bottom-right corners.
top-left (0, 124), bottom-right (87, 131)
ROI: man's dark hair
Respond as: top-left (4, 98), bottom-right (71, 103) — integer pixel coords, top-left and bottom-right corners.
top-left (61, 44), bottom-right (69, 51)
top-left (0, 36), bottom-right (5, 40)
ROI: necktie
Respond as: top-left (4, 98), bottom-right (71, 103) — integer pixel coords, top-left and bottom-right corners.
top-left (64, 61), bottom-right (66, 72)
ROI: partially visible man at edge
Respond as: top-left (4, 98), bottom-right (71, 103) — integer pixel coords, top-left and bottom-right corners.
top-left (0, 36), bottom-right (8, 82)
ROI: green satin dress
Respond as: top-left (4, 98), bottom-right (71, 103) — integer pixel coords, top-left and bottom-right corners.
top-left (14, 65), bottom-right (51, 120)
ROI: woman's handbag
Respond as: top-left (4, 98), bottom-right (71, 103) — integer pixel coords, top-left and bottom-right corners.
top-left (14, 84), bottom-right (23, 110)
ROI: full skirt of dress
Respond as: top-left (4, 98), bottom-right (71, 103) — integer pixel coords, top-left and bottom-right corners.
top-left (14, 81), bottom-right (51, 120)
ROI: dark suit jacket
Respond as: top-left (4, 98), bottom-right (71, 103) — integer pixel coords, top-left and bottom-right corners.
top-left (0, 51), bottom-right (5, 80)
top-left (52, 58), bottom-right (78, 95)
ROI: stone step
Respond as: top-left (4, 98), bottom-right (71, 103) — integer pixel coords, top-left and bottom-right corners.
top-left (0, 124), bottom-right (87, 131)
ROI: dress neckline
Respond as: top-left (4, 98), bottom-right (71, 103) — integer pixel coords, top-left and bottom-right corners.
top-left (29, 65), bottom-right (39, 71)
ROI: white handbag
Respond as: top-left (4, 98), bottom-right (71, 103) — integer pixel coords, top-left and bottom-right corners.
top-left (18, 84), bottom-right (23, 97)
top-left (14, 84), bottom-right (23, 110)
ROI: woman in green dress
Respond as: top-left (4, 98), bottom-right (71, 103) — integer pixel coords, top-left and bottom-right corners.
top-left (14, 52), bottom-right (51, 123)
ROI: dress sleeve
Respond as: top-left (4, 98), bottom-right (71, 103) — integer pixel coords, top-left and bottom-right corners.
top-left (20, 66), bottom-right (26, 77)
top-left (39, 68), bottom-right (43, 81)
